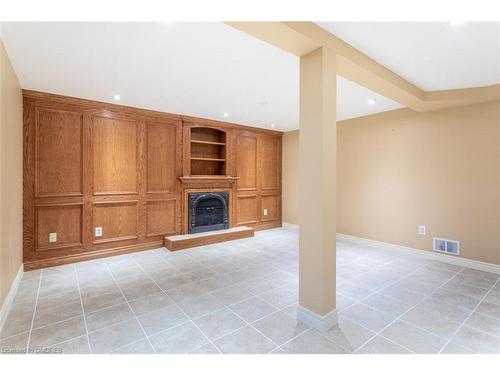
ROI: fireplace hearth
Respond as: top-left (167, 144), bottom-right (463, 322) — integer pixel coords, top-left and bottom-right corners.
top-left (188, 192), bottom-right (229, 234)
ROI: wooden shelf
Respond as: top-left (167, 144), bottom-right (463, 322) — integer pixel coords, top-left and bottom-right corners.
top-left (190, 157), bottom-right (226, 162)
top-left (190, 140), bottom-right (226, 146)
top-left (179, 175), bottom-right (239, 183)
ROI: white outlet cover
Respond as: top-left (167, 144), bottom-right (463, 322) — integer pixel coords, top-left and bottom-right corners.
top-left (263, 208), bottom-right (268, 216)
top-left (49, 232), bottom-right (57, 243)
top-left (95, 227), bottom-right (103, 237)
top-left (418, 225), bottom-right (426, 235)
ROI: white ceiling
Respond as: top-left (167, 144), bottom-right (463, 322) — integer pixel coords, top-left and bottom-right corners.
top-left (1, 22), bottom-right (403, 131)
top-left (318, 22), bottom-right (500, 91)
top-left (336, 77), bottom-right (403, 120)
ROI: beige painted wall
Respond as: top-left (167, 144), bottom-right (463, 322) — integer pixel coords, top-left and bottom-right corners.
top-left (282, 101), bottom-right (500, 265)
top-left (0, 37), bottom-right (23, 310)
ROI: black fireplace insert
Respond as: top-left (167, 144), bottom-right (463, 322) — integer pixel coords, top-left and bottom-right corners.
top-left (188, 192), bottom-right (229, 234)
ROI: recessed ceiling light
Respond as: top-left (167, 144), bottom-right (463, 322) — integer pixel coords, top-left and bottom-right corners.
top-left (223, 112), bottom-right (229, 117)
top-left (270, 124), bottom-right (275, 128)
top-left (449, 21), bottom-right (463, 27)
top-left (113, 94), bottom-right (121, 101)
top-left (368, 98), bottom-right (377, 105)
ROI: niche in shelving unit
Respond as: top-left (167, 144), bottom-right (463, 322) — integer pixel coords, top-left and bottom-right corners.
top-left (190, 127), bottom-right (227, 176)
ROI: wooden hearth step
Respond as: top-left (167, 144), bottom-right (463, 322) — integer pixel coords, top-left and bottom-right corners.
top-left (164, 226), bottom-right (255, 251)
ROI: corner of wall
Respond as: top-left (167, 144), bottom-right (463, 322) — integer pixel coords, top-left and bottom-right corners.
top-left (0, 37), bottom-right (24, 312)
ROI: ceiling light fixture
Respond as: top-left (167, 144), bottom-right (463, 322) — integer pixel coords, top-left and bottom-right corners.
top-left (223, 112), bottom-right (229, 117)
top-left (368, 98), bottom-right (377, 105)
top-left (113, 94), bottom-right (121, 101)
top-left (270, 124), bottom-right (275, 128)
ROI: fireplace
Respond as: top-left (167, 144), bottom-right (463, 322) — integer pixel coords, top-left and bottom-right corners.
top-left (188, 192), bottom-right (229, 234)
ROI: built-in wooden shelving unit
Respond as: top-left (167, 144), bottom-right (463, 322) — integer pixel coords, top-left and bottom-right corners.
top-left (190, 127), bottom-right (227, 176)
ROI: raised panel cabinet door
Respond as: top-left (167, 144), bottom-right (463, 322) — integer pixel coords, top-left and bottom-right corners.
top-left (236, 134), bottom-right (258, 191)
top-left (146, 122), bottom-right (178, 193)
top-left (92, 201), bottom-right (139, 243)
top-left (36, 108), bottom-right (83, 197)
top-left (146, 199), bottom-right (178, 236)
top-left (260, 136), bottom-right (280, 191)
top-left (36, 204), bottom-right (83, 250)
top-left (93, 116), bottom-right (138, 194)
top-left (236, 195), bottom-right (258, 225)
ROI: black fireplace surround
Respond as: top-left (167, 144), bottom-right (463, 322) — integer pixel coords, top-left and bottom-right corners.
top-left (188, 192), bottom-right (229, 234)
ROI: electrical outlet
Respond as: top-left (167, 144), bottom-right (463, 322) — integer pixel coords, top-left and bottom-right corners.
top-left (263, 208), bottom-right (268, 216)
top-left (49, 232), bottom-right (57, 243)
top-left (418, 225), bottom-right (426, 236)
top-left (95, 227), bottom-right (103, 237)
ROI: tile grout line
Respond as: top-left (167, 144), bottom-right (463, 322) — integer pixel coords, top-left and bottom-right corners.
top-left (3, 232), bottom-right (292, 351)
top-left (9, 230), bottom-right (498, 355)
top-left (25, 269), bottom-right (43, 354)
top-left (345, 264), bottom-right (465, 354)
top-left (15, 313), bottom-right (86, 336)
top-left (271, 329), bottom-right (316, 354)
top-left (108, 336), bottom-right (155, 354)
top-left (49, 333), bottom-right (88, 350)
top-left (225, 300), bottom-right (310, 353)
top-left (437, 275), bottom-right (500, 354)
top-left (37, 259), bottom-right (294, 341)
top-left (131, 247), bottom-right (295, 299)
top-left (357, 266), bottom-right (465, 351)
top-left (335, 251), bottom-right (414, 353)
top-left (129, 254), bottom-right (224, 354)
top-left (103, 261), bottom-right (158, 354)
top-left (459, 310), bottom-right (500, 339)
top-left (9, 265), bottom-right (409, 353)
top-left (120, 291), bottom-right (299, 353)
top-left (74, 264), bottom-right (92, 354)
top-left (29, 237), bottom-right (407, 353)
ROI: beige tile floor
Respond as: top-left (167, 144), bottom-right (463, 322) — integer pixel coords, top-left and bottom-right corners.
top-left (1, 228), bottom-right (499, 354)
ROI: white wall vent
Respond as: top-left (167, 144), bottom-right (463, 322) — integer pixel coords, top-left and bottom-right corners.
top-left (433, 237), bottom-right (460, 256)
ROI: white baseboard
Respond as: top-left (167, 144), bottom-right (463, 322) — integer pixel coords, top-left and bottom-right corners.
top-left (0, 264), bottom-right (24, 333)
top-left (337, 233), bottom-right (500, 275)
top-left (282, 222), bottom-right (299, 231)
top-left (297, 305), bottom-right (338, 332)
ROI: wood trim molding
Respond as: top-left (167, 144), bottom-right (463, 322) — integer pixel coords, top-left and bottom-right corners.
top-left (23, 241), bottom-right (164, 271)
top-left (23, 90), bottom-right (284, 135)
top-left (23, 90), bottom-right (183, 124)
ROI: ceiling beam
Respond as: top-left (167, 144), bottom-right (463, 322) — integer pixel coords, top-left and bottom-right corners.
top-left (226, 21), bottom-right (500, 112)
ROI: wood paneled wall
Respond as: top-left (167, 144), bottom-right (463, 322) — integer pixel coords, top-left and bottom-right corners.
top-left (235, 130), bottom-right (282, 227)
top-left (23, 91), bottom-right (282, 270)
